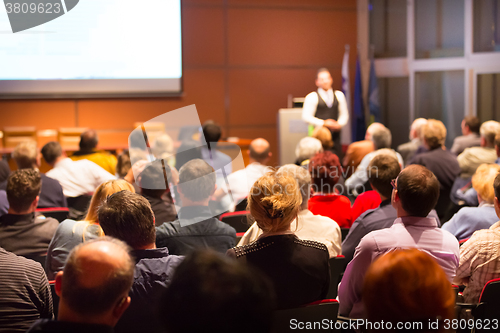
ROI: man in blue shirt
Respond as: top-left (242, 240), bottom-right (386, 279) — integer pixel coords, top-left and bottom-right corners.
top-left (98, 191), bottom-right (184, 333)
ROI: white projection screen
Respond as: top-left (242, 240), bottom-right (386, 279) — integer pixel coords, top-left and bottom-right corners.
top-left (0, 0), bottom-right (182, 98)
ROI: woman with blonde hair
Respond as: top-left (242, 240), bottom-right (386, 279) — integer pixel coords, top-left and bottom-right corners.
top-left (45, 179), bottom-right (135, 279)
top-left (442, 163), bottom-right (500, 240)
top-left (226, 171), bottom-right (329, 309)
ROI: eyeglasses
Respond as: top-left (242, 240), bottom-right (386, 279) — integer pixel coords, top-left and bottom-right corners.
top-left (391, 179), bottom-right (397, 190)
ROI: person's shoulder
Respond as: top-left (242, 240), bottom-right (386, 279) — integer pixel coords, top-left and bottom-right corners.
top-left (294, 238), bottom-right (329, 253)
top-left (156, 220), bottom-right (181, 234)
top-left (305, 91), bottom-right (318, 99)
top-left (35, 215), bottom-right (59, 226)
top-left (0, 248), bottom-right (44, 273)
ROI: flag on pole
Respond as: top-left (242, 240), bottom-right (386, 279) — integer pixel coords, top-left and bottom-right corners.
top-left (341, 45), bottom-right (352, 145)
top-left (368, 58), bottom-right (381, 123)
top-left (352, 55), bottom-right (366, 142)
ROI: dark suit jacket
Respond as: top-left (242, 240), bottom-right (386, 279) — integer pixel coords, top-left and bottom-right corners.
top-left (38, 174), bottom-right (67, 208)
top-left (156, 206), bottom-right (236, 255)
top-left (411, 148), bottom-right (461, 220)
top-left (0, 173), bottom-right (67, 209)
top-left (227, 234), bottom-right (329, 310)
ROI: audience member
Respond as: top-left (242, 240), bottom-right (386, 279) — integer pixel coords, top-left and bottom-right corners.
top-left (0, 169), bottom-right (58, 258)
top-left (42, 141), bottom-right (115, 198)
top-left (200, 121), bottom-right (232, 176)
top-left (70, 129), bottom-right (118, 174)
top-left (338, 165), bottom-right (459, 318)
top-left (342, 153), bottom-right (401, 263)
top-left (345, 123), bottom-right (404, 196)
top-left (27, 238), bottom-right (134, 332)
top-left (363, 249), bottom-right (455, 332)
top-left (156, 159), bottom-right (236, 255)
top-left (453, 172), bottom-right (500, 303)
top-left (457, 120), bottom-right (500, 178)
top-left (451, 116), bottom-right (481, 156)
top-left (238, 164), bottom-right (341, 257)
top-left (443, 163), bottom-right (500, 241)
top-left (312, 126), bottom-right (333, 151)
top-left (160, 250), bottom-right (275, 333)
top-left (200, 121), bottom-right (233, 214)
top-left (12, 141), bottom-right (67, 208)
top-left (295, 137), bottom-right (323, 166)
top-left (351, 189), bottom-right (381, 221)
top-left (0, 247), bottom-right (52, 332)
top-left (151, 133), bottom-right (175, 167)
top-left (342, 122), bottom-right (381, 178)
top-left (98, 191), bottom-right (183, 333)
top-left (213, 138), bottom-right (272, 207)
top-left (45, 180), bottom-right (135, 280)
top-left (138, 161), bottom-right (177, 226)
top-left (452, 132), bottom-right (500, 207)
top-left (116, 151), bottom-right (132, 179)
top-left (0, 160), bottom-right (10, 190)
top-left (227, 171), bottom-right (329, 309)
top-left (397, 118), bottom-right (428, 166)
top-left (308, 151), bottom-right (353, 228)
top-left (0, 190), bottom-right (8, 216)
top-left (411, 119), bottom-right (460, 222)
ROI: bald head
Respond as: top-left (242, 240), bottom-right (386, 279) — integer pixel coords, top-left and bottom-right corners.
top-left (249, 138), bottom-right (271, 163)
top-left (365, 122), bottom-right (385, 141)
top-left (58, 237), bottom-right (134, 320)
top-left (410, 118), bottom-right (428, 140)
top-left (80, 129), bottom-right (98, 151)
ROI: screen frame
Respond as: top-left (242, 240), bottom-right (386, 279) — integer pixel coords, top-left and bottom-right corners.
top-left (0, 1), bottom-right (184, 100)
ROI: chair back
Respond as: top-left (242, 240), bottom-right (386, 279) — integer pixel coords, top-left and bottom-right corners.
top-left (473, 278), bottom-right (500, 328)
top-left (220, 211), bottom-right (251, 234)
top-left (58, 127), bottom-right (88, 150)
top-left (3, 127), bottom-right (37, 148)
top-left (36, 207), bottom-right (70, 222)
top-left (273, 299), bottom-right (339, 333)
top-left (66, 195), bottom-right (93, 220)
top-left (326, 256), bottom-right (347, 299)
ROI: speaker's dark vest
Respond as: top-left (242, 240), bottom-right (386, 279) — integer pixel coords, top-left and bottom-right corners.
top-left (315, 92), bottom-right (341, 156)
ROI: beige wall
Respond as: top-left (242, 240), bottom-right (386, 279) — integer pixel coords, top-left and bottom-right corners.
top-left (0, 0), bottom-right (357, 166)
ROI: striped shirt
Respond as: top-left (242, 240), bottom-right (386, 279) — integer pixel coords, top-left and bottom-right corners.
top-left (454, 221), bottom-right (500, 303)
top-left (0, 247), bottom-right (53, 332)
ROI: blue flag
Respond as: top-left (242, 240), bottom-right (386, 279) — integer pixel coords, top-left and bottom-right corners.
top-left (352, 56), bottom-right (366, 141)
top-left (368, 59), bottom-right (381, 123)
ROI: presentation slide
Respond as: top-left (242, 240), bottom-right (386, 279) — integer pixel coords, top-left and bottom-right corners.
top-left (0, 0), bottom-right (182, 97)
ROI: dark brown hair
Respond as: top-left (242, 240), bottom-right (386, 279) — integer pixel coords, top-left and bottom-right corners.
top-left (6, 169), bottom-right (41, 212)
top-left (396, 165), bottom-right (439, 217)
top-left (464, 115), bottom-right (480, 134)
top-left (98, 191), bottom-right (155, 249)
top-left (161, 250), bottom-right (275, 333)
top-left (368, 153), bottom-right (401, 199)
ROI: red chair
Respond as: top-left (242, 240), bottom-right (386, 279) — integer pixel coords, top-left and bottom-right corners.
top-left (36, 207), bottom-right (69, 222)
top-left (326, 255), bottom-right (347, 299)
top-left (459, 238), bottom-right (469, 247)
top-left (272, 299), bottom-right (339, 333)
top-left (472, 278), bottom-right (500, 331)
top-left (219, 211), bottom-right (251, 234)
